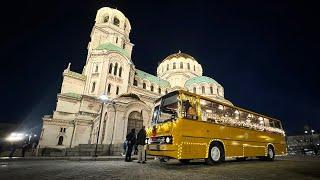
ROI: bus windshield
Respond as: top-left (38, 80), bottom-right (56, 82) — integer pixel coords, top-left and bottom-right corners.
top-left (152, 92), bottom-right (179, 124)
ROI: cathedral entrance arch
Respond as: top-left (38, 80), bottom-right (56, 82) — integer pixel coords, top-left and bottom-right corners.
top-left (127, 111), bottom-right (143, 135)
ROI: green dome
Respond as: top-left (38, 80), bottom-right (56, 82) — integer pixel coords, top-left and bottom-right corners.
top-left (185, 76), bottom-right (220, 87)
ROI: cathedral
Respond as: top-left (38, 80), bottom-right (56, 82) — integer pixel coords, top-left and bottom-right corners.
top-left (38, 7), bottom-right (232, 155)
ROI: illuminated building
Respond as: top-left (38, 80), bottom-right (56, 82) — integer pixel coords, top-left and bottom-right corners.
top-left (38, 7), bottom-right (232, 155)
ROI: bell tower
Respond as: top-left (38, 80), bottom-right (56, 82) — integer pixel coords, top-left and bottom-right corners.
top-left (87, 7), bottom-right (133, 58)
top-left (82, 7), bottom-right (135, 99)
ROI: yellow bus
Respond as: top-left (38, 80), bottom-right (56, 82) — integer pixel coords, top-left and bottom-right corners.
top-left (146, 90), bottom-right (287, 165)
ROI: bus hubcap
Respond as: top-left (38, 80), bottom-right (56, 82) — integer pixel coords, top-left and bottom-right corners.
top-left (211, 147), bottom-right (220, 161)
top-left (269, 148), bottom-right (274, 158)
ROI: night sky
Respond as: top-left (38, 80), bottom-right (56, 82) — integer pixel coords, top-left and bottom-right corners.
top-left (1, 0), bottom-right (319, 135)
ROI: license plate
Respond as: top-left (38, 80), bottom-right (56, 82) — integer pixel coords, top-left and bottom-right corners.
top-left (148, 144), bottom-right (159, 150)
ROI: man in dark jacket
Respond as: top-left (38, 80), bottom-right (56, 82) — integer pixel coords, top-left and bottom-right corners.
top-left (136, 126), bottom-right (146, 163)
top-left (125, 129), bottom-right (136, 162)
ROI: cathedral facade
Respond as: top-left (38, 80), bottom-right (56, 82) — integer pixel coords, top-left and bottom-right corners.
top-left (38, 7), bottom-right (232, 155)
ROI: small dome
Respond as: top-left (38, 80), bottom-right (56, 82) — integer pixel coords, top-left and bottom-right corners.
top-left (162, 51), bottom-right (197, 62)
top-left (185, 76), bottom-right (220, 88)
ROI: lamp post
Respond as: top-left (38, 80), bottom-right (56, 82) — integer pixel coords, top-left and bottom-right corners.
top-left (93, 94), bottom-right (109, 157)
top-left (108, 101), bottom-right (116, 155)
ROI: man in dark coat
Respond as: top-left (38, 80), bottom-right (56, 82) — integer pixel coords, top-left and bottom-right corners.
top-left (125, 129), bottom-right (136, 162)
top-left (136, 126), bottom-right (146, 163)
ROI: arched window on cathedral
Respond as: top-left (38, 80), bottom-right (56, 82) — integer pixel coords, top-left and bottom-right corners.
top-left (167, 64), bottom-right (169, 70)
top-left (58, 136), bottom-right (63, 145)
top-left (158, 88), bottom-right (161, 94)
top-left (116, 37), bottom-right (118, 44)
top-left (119, 67), bottom-right (122, 77)
top-left (143, 82), bottom-right (146, 89)
top-left (210, 87), bottom-right (213, 94)
top-left (133, 79), bottom-right (138, 86)
top-left (217, 88), bottom-right (219, 96)
top-left (104, 16), bottom-right (109, 23)
top-left (113, 17), bottom-right (120, 26)
top-left (107, 84), bottom-right (111, 94)
top-left (95, 65), bottom-right (99, 72)
top-left (193, 87), bottom-right (196, 93)
top-left (150, 85), bottom-right (154, 92)
top-left (202, 86), bottom-right (205, 94)
top-left (173, 62), bottom-right (176, 69)
top-left (187, 63), bottom-right (190, 70)
top-left (122, 43), bottom-right (126, 49)
top-left (114, 63), bottom-right (118, 75)
top-left (91, 82), bottom-right (96, 93)
top-left (108, 63), bottom-right (113, 74)
top-left (180, 62), bottom-right (183, 69)
top-left (165, 90), bottom-right (168, 94)
top-left (116, 86), bottom-right (119, 95)
top-left (194, 65), bottom-right (196, 71)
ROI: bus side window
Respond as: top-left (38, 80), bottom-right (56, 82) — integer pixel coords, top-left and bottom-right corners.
top-left (269, 119), bottom-right (276, 128)
top-left (200, 99), bottom-right (215, 122)
top-left (182, 100), bottom-right (198, 120)
top-left (274, 120), bottom-right (282, 129)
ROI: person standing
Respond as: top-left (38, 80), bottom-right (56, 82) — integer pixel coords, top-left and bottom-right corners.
top-left (125, 129), bottom-right (136, 162)
top-left (136, 126), bottom-right (146, 163)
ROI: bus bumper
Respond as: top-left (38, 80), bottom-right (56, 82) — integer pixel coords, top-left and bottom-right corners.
top-left (146, 144), bottom-right (178, 159)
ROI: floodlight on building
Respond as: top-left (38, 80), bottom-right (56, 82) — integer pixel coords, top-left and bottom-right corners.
top-left (6, 132), bottom-right (25, 142)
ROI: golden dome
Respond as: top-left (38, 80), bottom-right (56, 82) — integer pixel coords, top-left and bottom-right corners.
top-left (163, 50), bottom-right (197, 62)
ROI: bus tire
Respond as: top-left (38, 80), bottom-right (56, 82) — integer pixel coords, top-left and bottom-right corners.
top-left (179, 159), bottom-right (191, 164)
top-left (206, 142), bottom-right (225, 165)
top-left (266, 145), bottom-right (275, 161)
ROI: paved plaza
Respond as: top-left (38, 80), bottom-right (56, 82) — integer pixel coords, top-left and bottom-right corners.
top-left (0, 156), bottom-right (319, 180)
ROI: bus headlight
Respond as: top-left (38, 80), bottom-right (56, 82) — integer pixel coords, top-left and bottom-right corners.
top-left (165, 137), bottom-right (172, 144)
top-left (146, 138), bottom-right (151, 144)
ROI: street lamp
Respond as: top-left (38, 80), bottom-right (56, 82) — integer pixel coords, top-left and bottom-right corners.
top-left (108, 101), bottom-right (116, 156)
top-left (93, 94), bottom-right (109, 157)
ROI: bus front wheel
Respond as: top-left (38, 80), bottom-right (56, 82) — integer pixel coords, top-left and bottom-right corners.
top-left (206, 142), bottom-right (225, 165)
top-left (266, 146), bottom-right (275, 161)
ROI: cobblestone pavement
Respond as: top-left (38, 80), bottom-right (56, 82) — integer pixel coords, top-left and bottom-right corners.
top-left (0, 156), bottom-right (319, 180)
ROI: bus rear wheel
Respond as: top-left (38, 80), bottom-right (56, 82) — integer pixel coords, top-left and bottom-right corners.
top-left (206, 142), bottom-right (225, 165)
